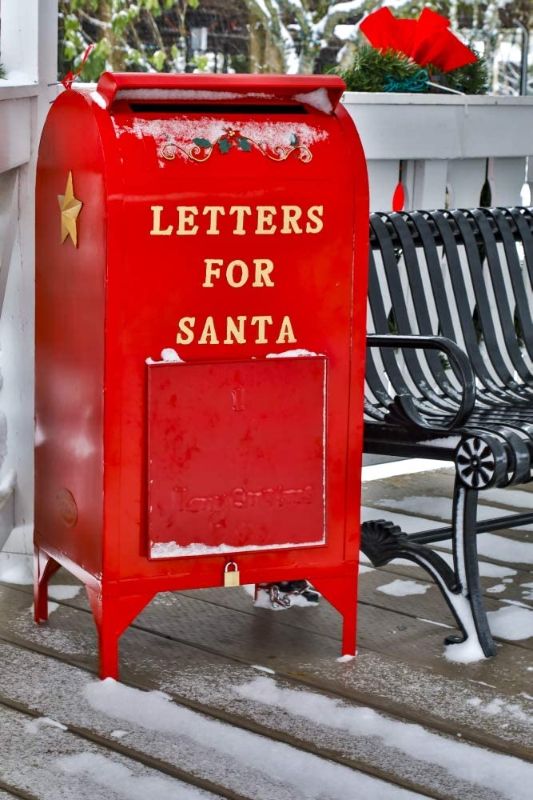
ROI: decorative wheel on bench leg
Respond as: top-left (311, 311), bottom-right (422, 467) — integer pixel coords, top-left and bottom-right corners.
top-left (456, 433), bottom-right (506, 489)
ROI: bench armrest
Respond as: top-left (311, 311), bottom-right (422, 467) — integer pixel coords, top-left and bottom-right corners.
top-left (367, 334), bottom-right (476, 431)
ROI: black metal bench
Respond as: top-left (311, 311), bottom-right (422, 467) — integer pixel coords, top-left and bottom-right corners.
top-left (362, 207), bottom-right (533, 658)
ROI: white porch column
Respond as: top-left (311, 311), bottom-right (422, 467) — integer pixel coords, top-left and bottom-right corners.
top-left (0, 1), bottom-right (58, 564)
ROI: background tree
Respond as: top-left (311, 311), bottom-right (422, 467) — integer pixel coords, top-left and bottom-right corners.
top-left (239, 1), bottom-right (532, 79)
top-left (59, 0), bottom-right (200, 80)
top-left (245, 1), bottom-right (380, 74)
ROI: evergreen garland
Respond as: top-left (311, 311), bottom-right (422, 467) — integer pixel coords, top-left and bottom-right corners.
top-left (338, 46), bottom-right (488, 95)
top-left (429, 50), bottom-right (488, 95)
top-left (339, 48), bottom-right (423, 93)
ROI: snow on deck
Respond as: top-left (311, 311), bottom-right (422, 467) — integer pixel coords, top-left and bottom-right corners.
top-left (0, 459), bottom-right (531, 799)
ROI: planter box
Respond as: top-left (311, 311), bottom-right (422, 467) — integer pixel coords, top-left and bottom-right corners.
top-left (342, 93), bottom-right (533, 210)
top-left (342, 93), bottom-right (533, 160)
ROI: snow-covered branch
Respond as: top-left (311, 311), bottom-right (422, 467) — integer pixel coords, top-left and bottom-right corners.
top-left (246, 0), bottom-right (376, 73)
top-left (314, 1), bottom-right (368, 39)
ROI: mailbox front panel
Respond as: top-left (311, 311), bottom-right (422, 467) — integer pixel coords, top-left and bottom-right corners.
top-left (147, 357), bottom-right (326, 557)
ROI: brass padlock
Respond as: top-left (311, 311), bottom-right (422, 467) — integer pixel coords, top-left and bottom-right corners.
top-left (224, 561), bottom-right (240, 588)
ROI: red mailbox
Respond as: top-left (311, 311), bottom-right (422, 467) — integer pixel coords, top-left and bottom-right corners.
top-left (35, 73), bottom-right (369, 678)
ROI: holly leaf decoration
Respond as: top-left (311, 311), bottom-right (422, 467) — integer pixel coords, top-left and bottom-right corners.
top-left (218, 137), bottom-right (232, 154)
top-left (289, 133), bottom-right (299, 146)
top-left (237, 137), bottom-right (252, 152)
top-left (193, 137), bottom-right (211, 148)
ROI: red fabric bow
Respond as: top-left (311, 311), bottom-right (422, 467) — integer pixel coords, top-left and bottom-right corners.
top-left (61, 43), bottom-right (95, 90)
top-left (360, 7), bottom-right (477, 72)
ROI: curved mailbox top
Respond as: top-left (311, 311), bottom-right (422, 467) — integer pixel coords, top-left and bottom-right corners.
top-left (95, 71), bottom-right (346, 113)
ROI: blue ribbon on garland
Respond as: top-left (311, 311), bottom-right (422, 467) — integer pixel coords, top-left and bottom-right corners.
top-left (384, 69), bottom-right (429, 93)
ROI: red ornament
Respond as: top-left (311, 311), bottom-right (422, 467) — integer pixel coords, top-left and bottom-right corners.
top-left (392, 182), bottom-right (405, 212)
top-left (360, 8), bottom-right (477, 73)
top-left (61, 43), bottom-right (95, 90)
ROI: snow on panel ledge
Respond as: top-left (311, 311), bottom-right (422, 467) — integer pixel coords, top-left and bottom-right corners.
top-left (150, 537), bottom-right (325, 559)
top-left (146, 348), bottom-right (185, 365)
top-left (266, 349), bottom-right (323, 358)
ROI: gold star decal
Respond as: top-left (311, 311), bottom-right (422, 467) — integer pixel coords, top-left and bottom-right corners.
top-left (58, 171), bottom-right (82, 247)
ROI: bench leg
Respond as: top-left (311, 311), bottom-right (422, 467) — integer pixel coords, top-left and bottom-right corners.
top-left (447, 482), bottom-right (496, 657)
top-left (361, 479), bottom-right (496, 658)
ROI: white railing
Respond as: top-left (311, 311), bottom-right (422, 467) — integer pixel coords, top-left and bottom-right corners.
top-left (0, 0), bottom-right (57, 570)
top-left (343, 93), bottom-right (533, 211)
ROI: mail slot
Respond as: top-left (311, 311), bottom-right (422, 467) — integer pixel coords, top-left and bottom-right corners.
top-left (35, 72), bottom-right (369, 678)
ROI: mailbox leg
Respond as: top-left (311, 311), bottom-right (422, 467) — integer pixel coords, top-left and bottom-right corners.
top-left (34, 546), bottom-right (61, 623)
top-left (86, 587), bottom-right (156, 680)
top-left (86, 587), bottom-right (121, 679)
top-left (99, 619), bottom-right (119, 681)
top-left (311, 572), bottom-right (359, 657)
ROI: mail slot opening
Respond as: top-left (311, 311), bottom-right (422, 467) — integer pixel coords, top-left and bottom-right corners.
top-left (129, 103), bottom-right (309, 115)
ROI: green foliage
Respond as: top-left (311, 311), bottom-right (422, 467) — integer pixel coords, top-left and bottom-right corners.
top-left (190, 53), bottom-right (209, 73)
top-left (151, 49), bottom-right (167, 71)
top-left (0, 63), bottom-right (6, 80)
top-left (230, 54), bottom-right (249, 74)
top-left (337, 45), bottom-right (488, 95)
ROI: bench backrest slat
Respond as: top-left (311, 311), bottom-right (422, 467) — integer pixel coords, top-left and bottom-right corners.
top-left (370, 216), bottom-right (457, 412)
top-left (471, 210), bottom-right (531, 384)
top-left (366, 207), bottom-right (533, 421)
top-left (437, 209), bottom-right (514, 393)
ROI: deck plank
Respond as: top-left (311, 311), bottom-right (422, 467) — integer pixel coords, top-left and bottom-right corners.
top-left (0, 598), bottom-right (530, 799)
top-left (0, 700), bottom-right (223, 800)
top-left (0, 639), bottom-right (447, 800)
top-left (363, 470), bottom-right (533, 554)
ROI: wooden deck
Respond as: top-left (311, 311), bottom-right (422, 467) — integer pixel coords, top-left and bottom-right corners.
top-left (0, 464), bottom-right (532, 799)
